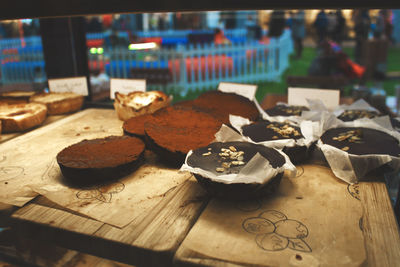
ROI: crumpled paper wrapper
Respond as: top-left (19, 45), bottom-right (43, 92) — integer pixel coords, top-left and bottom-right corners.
top-left (180, 125), bottom-right (296, 185)
top-left (314, 113), bottom-right (400, 184)
top-left (229, 115), bottom-right (317, 150)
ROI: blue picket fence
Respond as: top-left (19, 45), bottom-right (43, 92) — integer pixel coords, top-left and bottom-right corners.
top-left (1, 29), bottom-right (293, 96)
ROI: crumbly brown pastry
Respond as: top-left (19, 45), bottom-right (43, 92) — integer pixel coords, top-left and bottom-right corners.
top-left (30, 92), bottom-right (84, 115)
top-left (0, 103), bottom-right (47, 132)
top-left (0, 91), bottom-right (37, 104)
top-left (114, 91), bottom-right (171, 121)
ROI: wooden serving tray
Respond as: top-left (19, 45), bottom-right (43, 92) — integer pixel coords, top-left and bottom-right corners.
top-left (174, 165), bottom-right (400, 267)
top-left (5, 109), bottom-right (208, 267)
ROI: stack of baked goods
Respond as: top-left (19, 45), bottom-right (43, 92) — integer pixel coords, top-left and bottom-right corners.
top-left (30, 92), bottom-right (84, 115)
top-left (114, 91), bottom-right (171, 121)
top-left (0, 103), bottom-right (47, 133)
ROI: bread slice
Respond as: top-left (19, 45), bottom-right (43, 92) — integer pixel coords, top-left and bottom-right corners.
top-left (30, 92), bottom-right (84, 115)
top-left (0, 103), bottom-right (47, 132)
top-left (114, 91), bottom-right (171, 121)
top-left (0, 91), bottom-right (37, 104)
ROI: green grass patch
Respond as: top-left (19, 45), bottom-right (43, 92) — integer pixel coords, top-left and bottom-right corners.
top-left (169, 45), bottom-right (400, 102)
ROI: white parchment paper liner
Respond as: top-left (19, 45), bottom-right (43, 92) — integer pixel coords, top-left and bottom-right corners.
top-left (180, 125), bottom-right (296, 185)
top-left (229, 115), bottom-right (318, 149)
top-left (314, 114), bottom-right (400, 184)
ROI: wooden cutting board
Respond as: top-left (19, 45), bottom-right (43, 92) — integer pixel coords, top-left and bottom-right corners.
top-left (174, 164), bottom-right (400, 267)
top-left (6, 108), bottom-right (208, 266)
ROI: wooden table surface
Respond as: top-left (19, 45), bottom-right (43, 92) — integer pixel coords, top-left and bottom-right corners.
top-left (1, 108), bottom-right (399, 267)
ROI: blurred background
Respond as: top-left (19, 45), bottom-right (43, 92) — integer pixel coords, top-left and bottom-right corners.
top-left (0, 9), bottom-right (399, 109)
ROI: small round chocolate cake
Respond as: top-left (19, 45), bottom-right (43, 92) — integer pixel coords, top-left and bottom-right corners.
top-left (191, 91), bottom-right (259, 124)
top-left (241, 121), bottom-right (307, 163)
top-left (187, 141), bottom-right (286, 200)
top-left (144, 105), bottom-right (222, 166)
top-left (337, 109), bottom-right (380, 121)
top-left (320, 127), bottom-right (400, 156)
top-left (57, 136), bottom-right (145, 185)
top-left (265, 105), bottom-right (309, 117)
top-left (123, 113), bottom-right (153, 141)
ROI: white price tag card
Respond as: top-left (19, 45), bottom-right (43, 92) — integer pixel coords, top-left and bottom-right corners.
top-left (110, 78), bottom-right (146, 99)
top-left (48, 77), bottom-right (88, 96)
top-left (218, 82), bottom-right (257, 101)
top-left (288, 87), bottom-right (340, 109)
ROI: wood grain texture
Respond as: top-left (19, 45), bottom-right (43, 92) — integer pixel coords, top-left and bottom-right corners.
top-left (1, 235), bottom-right (135, 267)
top-left (359, 180), bottom-right (400, 267)
top-left (11, 179), bottom-right (207, 267)
top-left (0, 109), bottom-right (122, 207)
top-left (173, 165), bottom-right (373, 267)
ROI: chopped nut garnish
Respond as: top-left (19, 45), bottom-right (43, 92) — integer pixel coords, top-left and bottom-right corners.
top-left (202, 152), bottom-right (212, 156)
top-left (216, 167), bottom-right (225, 172)
top-left (237, 156), bottom-right (244, 161)
top-left (272, 136), bottom-right (279, 139)
top-left (222, 162), bottom-right (231, 168)
top-left (332, 129), bottom-right (364, 143)
top-left (229, 146), bottom-right (237, 152)
top-left (341, 146), bottom-right (349, 151)
top-left (208, 148), bottom-right (212, 151)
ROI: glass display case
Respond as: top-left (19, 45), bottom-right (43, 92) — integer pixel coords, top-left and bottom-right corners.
top-left (0, 2), bottom-right (400, 267)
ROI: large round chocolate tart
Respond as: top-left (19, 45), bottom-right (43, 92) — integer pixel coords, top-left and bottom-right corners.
top-left (57, 136), bottom-right (145, 186)
top-left (320, 127), bottom-right (400, 156)
top-left (191, 91), bottom-right (259, 124)
top-left (187, 141), bottom-right (286, 200)
top-left (144, 105), bottom-right (222, 167)
top-left (123, 113), bottom-right (154, 147)
top-left (241, 121), bottom-right (308, 163)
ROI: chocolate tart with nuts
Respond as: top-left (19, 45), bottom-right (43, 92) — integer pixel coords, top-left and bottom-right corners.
top-left (337, 109), bottom-right (380, 122)
top-left (186, 141), bottom-right (286, 200)
top-left (265, 104), bottom-right (309, 117)
top-left (57, 136), bottom-right (145, 186)
top-left (320, 127), bottom-right (400, 156)
top-left (144, 105), bottom-right (222, 167)
top-left (241, 121), bottom-right (308, 164)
